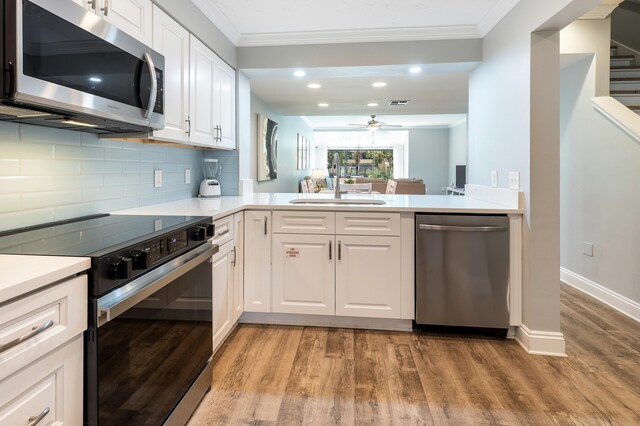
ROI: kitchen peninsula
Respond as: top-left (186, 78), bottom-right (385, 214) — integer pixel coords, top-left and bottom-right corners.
top-left (114, 189), bottom-right (523, 350)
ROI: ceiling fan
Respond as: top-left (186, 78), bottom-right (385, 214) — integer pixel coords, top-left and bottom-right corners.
top-left (348, 115), bottom-right (402, 133)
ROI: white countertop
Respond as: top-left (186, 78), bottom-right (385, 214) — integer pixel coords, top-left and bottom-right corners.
top-left (114, 193), bottom-right (523, 219)
top-left (0, 255), bottom-right (90, 304)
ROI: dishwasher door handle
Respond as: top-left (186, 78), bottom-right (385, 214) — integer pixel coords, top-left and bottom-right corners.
top-left (418, 224), bottom-right (508, 232)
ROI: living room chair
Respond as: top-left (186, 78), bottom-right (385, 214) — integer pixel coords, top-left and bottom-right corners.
top-left (386, 179), bottom-right (397, 194)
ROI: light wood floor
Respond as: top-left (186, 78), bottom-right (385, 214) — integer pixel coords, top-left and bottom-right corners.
top-left (188, 284), bottom-right (640, 425)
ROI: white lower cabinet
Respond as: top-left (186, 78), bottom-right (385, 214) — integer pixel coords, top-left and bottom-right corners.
top-left (0, 335), bottom-right (83, 426)
top-left (244, 211), bottom-right (272, 312)
top-left (212, 240), bottom-right (234, 353)
top-left (272, 234), bottom-right (335, 315)
top-left (335, 235), bottom-right (402, 318)
top-left (232, 212), bottom-right (244, 322)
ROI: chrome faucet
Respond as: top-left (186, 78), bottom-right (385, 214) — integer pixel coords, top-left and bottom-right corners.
top-left (333, 153), bottom-right (341, 199)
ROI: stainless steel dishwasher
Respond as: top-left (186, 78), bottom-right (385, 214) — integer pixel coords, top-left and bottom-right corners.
top-left (415, 214), bottom-right (510, 335)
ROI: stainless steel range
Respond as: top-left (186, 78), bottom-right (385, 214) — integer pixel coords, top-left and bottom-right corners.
top-left (0, 214), bottom-right (218, 425)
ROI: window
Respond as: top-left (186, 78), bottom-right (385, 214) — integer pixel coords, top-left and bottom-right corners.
top-left (327, 149), bottom-right (393, 179)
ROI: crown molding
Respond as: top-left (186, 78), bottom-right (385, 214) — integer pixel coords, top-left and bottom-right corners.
top-left (190, 0), bottom-right (241, 45)
top-left (476, 0), bottom-right (520, 36)
top-left (236, 25), bottom-right (481, 47)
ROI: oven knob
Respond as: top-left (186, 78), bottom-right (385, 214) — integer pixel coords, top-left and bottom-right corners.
top-left (192, 226), bottom-right (207, 241)
top-left (206, 224), bottom-right (214, 237)
top-left (130, 250), bottom-right (151, 270)
top-left (110, 256), bottom-right (132, 280)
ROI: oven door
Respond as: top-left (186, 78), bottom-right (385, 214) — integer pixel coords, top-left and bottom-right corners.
top-left (85, 242), bottom-right (217, 426)
top-left (7, 0), bottom-right (164, 129)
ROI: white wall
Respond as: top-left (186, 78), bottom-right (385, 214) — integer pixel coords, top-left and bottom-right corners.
top-left (250, 94), bottom-right (314, 193)
top-left (448, 120), bottom-right (468, 186)
top-left (467, 0), bottom-right (600, 336)
top-left (560, 26), bottom-right (640, 305)
top-left (407, 129), bottom-right (449, 195)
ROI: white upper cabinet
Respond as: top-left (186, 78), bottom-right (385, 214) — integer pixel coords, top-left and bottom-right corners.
top-left (213, 60), bottom-right (236, 149)
top-left (152, 6), bottom-right (189, 142)
top-left (75, 0), bottom-right (152, 45)
top-left (189, 35), bottom-right (217, 147)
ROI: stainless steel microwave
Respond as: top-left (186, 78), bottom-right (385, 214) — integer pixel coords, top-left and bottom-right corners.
top-left (0, 0), bottom-right (164, 133)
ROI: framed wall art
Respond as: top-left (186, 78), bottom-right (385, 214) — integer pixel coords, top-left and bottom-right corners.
top-left (258, 114), bottom-right (278, 181)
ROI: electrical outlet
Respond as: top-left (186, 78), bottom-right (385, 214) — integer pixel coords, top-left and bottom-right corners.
top-left (491, 170), bottom-right (498, 188)
top-left (508, 171), bottom-right (520, 190)
top-left (185, 169), bottom-right (191, 185)
top-left (154, 169), bottom-right (162, 188)
top-left (583, 242), bottom-right (594, 257)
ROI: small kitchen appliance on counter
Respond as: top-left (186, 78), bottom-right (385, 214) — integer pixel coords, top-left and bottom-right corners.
top-left (199, 158), bottom-right (221, 197)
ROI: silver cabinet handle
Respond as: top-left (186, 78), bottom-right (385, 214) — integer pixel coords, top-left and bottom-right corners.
top-left (264, 217), bottom-right (268, 235)
top-left (231, 246), bottom-right (237, 267)
top-left (27, 407), bottom-right (50, 426)
top-left (216, 125), bottom-right (222, 141)
top-left (338, 241), bottom-right (341, 260)
top-left (87, 0), bottom-right (96, 10)
top-left (185, 117), bottom-right (191, 137)
top-left (217, 228), bottom-right (230, 237)
top-left (329, 240), bottom-right (332, 260)
top-left (101, 0), bottom-right (109, 15)
top-left (142, 52), bottom-right (157, 119)
top-left (418, 224), bottom-right (508, 232)
top-left (0, 320), bottom-right (55, 354)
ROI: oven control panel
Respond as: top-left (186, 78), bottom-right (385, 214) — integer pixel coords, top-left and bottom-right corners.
top-left (92, 219), bottom-right (213, 297)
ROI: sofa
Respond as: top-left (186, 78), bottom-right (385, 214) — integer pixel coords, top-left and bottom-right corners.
top-left (354, 177), bottom-right (426, 194)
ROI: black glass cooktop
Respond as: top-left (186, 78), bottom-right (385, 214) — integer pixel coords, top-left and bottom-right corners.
top-left (0, 214), bottom-right (209, 257)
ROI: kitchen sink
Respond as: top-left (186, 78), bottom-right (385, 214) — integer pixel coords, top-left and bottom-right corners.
top-left (289, 198), bottom-right (386, 205)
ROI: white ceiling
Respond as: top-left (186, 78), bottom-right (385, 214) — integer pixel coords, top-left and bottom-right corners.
top-left (192, 0), bottom-right (521, 129)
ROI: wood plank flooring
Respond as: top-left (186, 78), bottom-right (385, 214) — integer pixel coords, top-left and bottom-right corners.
top-left (188, 284), bottom-right (640, 425)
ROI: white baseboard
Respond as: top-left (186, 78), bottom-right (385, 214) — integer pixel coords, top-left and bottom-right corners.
top-left (515, 325), bottom-right (567, 357)
top-left (561, 267), bottom-right (640, 323)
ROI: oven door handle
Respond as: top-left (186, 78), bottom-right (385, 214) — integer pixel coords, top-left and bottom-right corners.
top-left (96, 242), bottom-right (218, 327)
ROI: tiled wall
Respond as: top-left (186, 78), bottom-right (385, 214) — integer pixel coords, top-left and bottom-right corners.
top-left (0, 122), bottom-right (204, 232)
top-left (202, 149), bottom-right (239, 196)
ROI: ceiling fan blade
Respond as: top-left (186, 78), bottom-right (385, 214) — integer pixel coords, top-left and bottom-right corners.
top-left (383, 124), bottom-right (402, 127)
top-left (348, 124), bottom-right (366, 126)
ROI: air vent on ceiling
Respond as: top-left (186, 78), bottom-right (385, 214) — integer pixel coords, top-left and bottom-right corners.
top-left (388, 100), bottom-right (410, 106)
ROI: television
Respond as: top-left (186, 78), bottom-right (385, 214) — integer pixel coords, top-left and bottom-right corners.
top-left (455, 165), bottom-right (466, 189)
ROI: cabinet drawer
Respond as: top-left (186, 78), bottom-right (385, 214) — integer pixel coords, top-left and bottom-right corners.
top-left (0, 336), bottom-right (83, 426)
top-left (212, 215), bottom-right (234, 246)
top-left (336, 212), bottom-right (400, 236)
top-left (0, 275), bottom-right (87, 380)
top-left (273, 211), bottom-right (335, 234)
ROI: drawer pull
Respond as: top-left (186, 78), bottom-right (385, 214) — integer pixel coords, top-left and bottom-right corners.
top-left (217, 228), bottom-right (230, 237)
top-left (27, 406), bottom-right (50, 426)
top-left (0, 320), bottom-right (55, 354)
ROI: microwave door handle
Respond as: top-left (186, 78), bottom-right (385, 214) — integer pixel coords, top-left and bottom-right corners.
top-left (142, 52), bottom-right (157, 119)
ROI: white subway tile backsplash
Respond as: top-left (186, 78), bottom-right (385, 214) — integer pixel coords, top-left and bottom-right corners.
top-left (82, 161), bottom-right (123, 174)
top-left (0, 159), bottom-right (19, 176)
top-left (55, 144), bottom-right (104, 160)
top-left (0, 141), bottom-right (54, 159)
top-left (82, 186), bottom-right (124, 202)
top-left (22, 190), bottom-right (82, 210)
top-left (0, 176), bottom-right (55, 194)
top-left (22, 159), bottom-right (81, 175)
top-left (0, 194), bottom-right (20, 213)
top-left (0, 126), bottom-right (235, 231)
top-left (55, 174), bottom-right (104, 189)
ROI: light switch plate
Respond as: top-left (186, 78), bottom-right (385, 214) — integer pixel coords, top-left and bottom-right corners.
top-left (508, 171), bottom-right (520, 190)
top-left (491, 170), bottom-right (498, 188)
top-left (185, 168), bottom-right (191, 185)
top-left (583, 242), bottom-right (594, 257)
top-left (154, 169), bottom-right (162, 188)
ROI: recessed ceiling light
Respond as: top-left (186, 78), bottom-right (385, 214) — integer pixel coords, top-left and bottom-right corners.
top-left (293, 70), bottom-right (306, 77)
top-left (318, 103), bottom-right (329, 107)
top-left (372, 82), bottom-right (387, 88)
top-left (307, 83), bottom-right (321, 89)
top-left (89, 77), bottom-right (102, 83)
top-left (409, 66), bottom-right (422, 74)
top-left (367, 102), bottom-right (378, 107)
